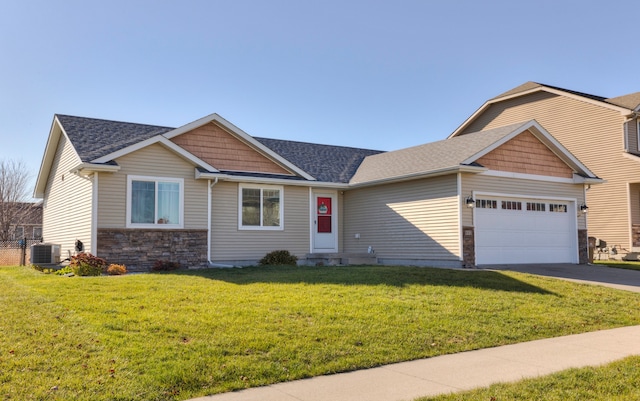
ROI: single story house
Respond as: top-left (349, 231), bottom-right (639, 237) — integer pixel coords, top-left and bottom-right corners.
top-left (34, 113), bottom-right (601, 270)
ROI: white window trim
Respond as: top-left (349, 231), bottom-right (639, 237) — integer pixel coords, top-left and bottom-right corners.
top-left (238, 184), bottom-right (284, 230)
top-left (126, 175), bottom-right (184, 229)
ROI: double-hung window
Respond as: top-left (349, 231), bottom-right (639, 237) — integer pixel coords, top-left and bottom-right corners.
top-left (127, 176), bottom-right (184, 228)
top-left (239, 184), bottom-right (283, 230)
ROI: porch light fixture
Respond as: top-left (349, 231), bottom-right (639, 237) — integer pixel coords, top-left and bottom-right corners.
top-left (465, 195), bottom-right (475, 208)
top-left (580, 204), bottom-right (589, 213)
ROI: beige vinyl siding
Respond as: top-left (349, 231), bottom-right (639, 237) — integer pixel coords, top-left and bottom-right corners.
top-left (461, 173), bottom-right (587, 230)
top-left (210, 182), bottom-right (310, 262)
top-left (97, 143), bottom-right (208, 229)
top-left (42, 134), bottom-right (93, 257)
top-left (460, 91), bottom-right (636, 248)
top-left (343, 175), bottom-right (460, 261)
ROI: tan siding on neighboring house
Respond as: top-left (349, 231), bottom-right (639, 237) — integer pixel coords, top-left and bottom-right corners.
top-left (460, 91), bottom-right (635, 248)
top-left (171, 122), bottom-right (292, 175)
top-left (98, 143), bottom-right (208, 229)
top-left (210, 182), bottom-right (310, 263)
top-left (460, 173), bottom-right (587, 230)
top-left (343, 176), bottom-right (460, 262)
top-left (42, 135), bottom-right (93, 258)
top-left (476, 130), bottom-right (574, 178)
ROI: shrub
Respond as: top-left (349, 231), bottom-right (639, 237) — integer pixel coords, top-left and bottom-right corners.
top-left (55, 266), bottom-right (74, 276)
top-left (69, 253), bottom-right (107, 276)
top-left (152, 260), bottom-right (180, 271)
top-left (106, 264), bottom-right (127, 275)
top-left (259, 250), bottom-right (298, 266)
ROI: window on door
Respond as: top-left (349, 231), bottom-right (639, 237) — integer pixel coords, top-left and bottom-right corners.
top-left (317, 197), bottom-right (332, 233)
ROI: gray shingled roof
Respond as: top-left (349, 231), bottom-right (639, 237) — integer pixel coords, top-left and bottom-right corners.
top-left (56, 114), bottom-right (384, 184)
top-left (255, 137), bottom-right (383, 183)
top-left (57, 114), bottom-right (174, 162)
top-left (350, 121), bottom-right (530, 184)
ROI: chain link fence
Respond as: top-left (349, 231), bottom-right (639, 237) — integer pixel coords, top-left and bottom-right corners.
top-left (0, 239), bottom-right (43, 266)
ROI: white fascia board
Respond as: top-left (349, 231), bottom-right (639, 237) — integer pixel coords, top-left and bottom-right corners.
top-left (460, 120), bottom-right (532, 164)
top-left (525, 122), bottom-right (598, 178)
top-left (195, 170), bottom-right (347, 189)
top-left (164, 113), bottom-right (316, 181)
top-left (348, 165), bottom-right (486, 189)
top-left (155, 137), bottom-right (219, 172)
top-left (462, 120), bottom-right (599, 179)
top-left (91, 135), bottom-right (219, 173)
top-left (91, 135), bottom-right (164, 163)
top-left (479, 170), bottom-right (604, 185)
top-left (449, 86), bottom-right (632, 138)
top-left (69, 162), bottom-right (121, 176)
top-left (34, 116), bottom-right (83, 198)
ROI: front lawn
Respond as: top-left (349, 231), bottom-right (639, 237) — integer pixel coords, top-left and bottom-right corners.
top-left (1, 265), bottom-right (639, 400)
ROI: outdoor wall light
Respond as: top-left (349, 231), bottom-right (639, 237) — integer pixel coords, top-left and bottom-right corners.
top-left (465, 195), bottom-right (475, 208)
top-left (580, 204), bottom-right (589, 213)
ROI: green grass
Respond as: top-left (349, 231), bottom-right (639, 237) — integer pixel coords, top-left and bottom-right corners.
top-left (594, 260), bottom-right (640, 271)
top-left (419, 355), bottom-right (640, 401)
top-left (1, 265), bottom-right (640, 400)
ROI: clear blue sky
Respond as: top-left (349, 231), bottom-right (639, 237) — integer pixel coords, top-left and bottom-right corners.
top-left (1, 0), bottom-right (638, 194)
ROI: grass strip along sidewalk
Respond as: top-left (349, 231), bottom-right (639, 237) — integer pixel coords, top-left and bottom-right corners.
top-left (1, 265), bottom-right (639, 400)
top-left (419, 355), bottom-right (640, 401)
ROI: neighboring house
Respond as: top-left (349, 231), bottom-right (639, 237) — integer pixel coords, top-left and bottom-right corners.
top-left (34, 113), bottom-right (600, 270)
top-left (449, 82), bottom-right (640, 258)
top-left (2, 202), bottom-right (43, 241)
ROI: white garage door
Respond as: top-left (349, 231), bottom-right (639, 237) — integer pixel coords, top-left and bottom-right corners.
top-left (475, 197), bottom-right (577, 265)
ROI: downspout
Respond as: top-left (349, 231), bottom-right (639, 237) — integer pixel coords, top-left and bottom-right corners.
top-left (91, 173), bottom-right (98, 255)
top-left (457, 172), bottom-right (463, 263)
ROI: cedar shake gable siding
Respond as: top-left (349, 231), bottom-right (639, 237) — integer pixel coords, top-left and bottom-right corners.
top-left (475, 130), bottom-right (574, 178)
top-left (170, 122), bottom-right (293, 175)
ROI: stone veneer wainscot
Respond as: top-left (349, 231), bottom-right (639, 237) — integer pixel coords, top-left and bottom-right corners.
top-left (97, 229), bottom-right (208, 272)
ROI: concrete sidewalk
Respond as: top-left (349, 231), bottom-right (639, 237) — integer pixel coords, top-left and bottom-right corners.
top-left (190, 325), bottom-right (640, 401)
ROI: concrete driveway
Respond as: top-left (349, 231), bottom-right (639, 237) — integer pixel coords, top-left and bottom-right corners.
top-left (482, 263), bottom-right (640, 293)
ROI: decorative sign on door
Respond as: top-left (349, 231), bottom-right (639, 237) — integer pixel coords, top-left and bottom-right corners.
top-left (317, 197), bottom-right (332, 233)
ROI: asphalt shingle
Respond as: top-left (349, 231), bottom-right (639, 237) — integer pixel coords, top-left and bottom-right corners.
top-left (56, 115), bottom-right (384, 184)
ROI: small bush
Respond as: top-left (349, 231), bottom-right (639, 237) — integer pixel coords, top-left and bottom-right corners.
top-left (55, 266), bottom-right (74, 276)
top-left (259, 250), bottom-right (298, 266)
top-left (69, 253), bottom-right (107, 276)
top-left (106, 264), bottom-right (127, 275)
top-left (152, 260), bottom-right (180, 271)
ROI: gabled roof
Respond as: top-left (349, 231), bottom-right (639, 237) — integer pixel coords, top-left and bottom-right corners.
top-left (35, 114), bottom-right (384, 197)
top-left (351, 120), bottom-right (599, 186)
top-left (56, 114), bottom-right (174, 162)
top-left (451, 81), bottom-right (640, 138)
